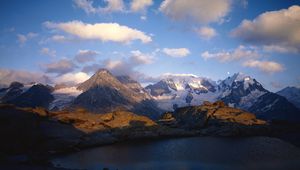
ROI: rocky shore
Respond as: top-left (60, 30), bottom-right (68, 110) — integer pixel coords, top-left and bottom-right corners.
top-left (0, 101), bottom-right (297, 168)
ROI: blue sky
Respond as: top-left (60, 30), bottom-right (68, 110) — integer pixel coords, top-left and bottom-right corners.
top-left (0, 0), bottom-right (300, 91)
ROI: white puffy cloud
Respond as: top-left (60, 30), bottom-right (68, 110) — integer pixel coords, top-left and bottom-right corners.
top-left (196, 26), bottom-right (217, 40)
top-left (232, 5), bottom-right (300, 53)
top-left (201, 46), bottom-right (260, 62)
top-left (0, 69), bottom-right (51, 86)
top-left (74, 50), bottom-right (99, 63)
top-left (44, 59), bottom-right (76, 75)
top-left (54, 72), bottom-right (90, 85)
top-left (243, 60), bottom-right (284, 73)
top-left (130, 0), bottom-right (153, 12)
top-left (73, 0), bottom-right (124, 14)
top-left (162, 48), bottom-right (190, 58)
top-left (44, 20), bottom-right (152, 44)
top-left (40, 47), bottom-right (56, 57)
top-left (159, 0), bottom-right (231, 24)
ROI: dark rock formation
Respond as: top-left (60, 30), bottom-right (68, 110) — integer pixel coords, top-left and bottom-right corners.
top-left (159, 101), bottom-right (267, 136)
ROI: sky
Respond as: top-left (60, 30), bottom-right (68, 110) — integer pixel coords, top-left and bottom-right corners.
top-left (0, 0), bottom-right (300, 92)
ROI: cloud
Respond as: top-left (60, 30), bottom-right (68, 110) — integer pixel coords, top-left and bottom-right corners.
top-left (73, 0), bottom-right (124, 14)
top-left (44, 20), bottom-right (152, 44)
top-left (130, 0), bottom-right (153, 12)
top-left (51, 35), bottom-right (68, 42)
top-left (17, 32), bottom-right (38, 45)
top-left (201, 45), bottom-right (260, 62)
top-left (140, 16), bottom-right (147, 20)
top-left (232, 5), bottom-right (300, 53)
top-left (40, 47), bottom-right (56, 57)
top-left (130, 50), bottom-right (154, 64)
top-left (0, 69), bottom-right (51, 86)
top-left (263, 45), bottom-right (299, 54)
top-left (82, 50), bottom-right (155, 82)
top-left (242, 60), bottom-right (284, 73)
top-left (196, 26), bottom-right (217, 40)
top-left (159, 0), bottom-right (231, 24)
top-left (54, 72), bottom-right (90, 85)
top-left (17, 34), bottom-right (27, 44)
top-left (82, 63), bottom-right (102, 74)
top-left (162, 48), bottom-right (190, 58)
top-left (44, 59), bottom-right (76, 75)
top-left (74, 50), bottom-right (99, 63)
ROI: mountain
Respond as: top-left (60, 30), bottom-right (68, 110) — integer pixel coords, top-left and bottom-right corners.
top-left (219, 73), bottom-right (268, 109)
top-left (7, 84), bottom-right (54, 108)
top-left (277, 87), bottom-right (300, 109)
top-left (0, 82), bottom-right (54, 108)
top-left (145, 74), bottom-right (219, 111)
top-left (0, 82), bottom-right (24, 102)
top-left (249, 92), bottom-right (300, 122)
top-left (145, 73), bottom-right (266, 111)
top-left (73, 69), bottom-right (161, 119)
top-left (147, 73), bottom-right (300, 122)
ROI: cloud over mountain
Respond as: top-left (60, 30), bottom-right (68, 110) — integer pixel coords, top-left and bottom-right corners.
top-left (44, 59), bottom-right (76, 75)
top-left (54, 71), bottom-right (90, 85)
top-left (201, 46), bottom-right (260, 62)
top-left (0, 69), bottom-right (51, 85)
top-left (232, 5), bottom-right (300, 53)
top-left (74, 50), bottom-right (99, 63)
top-left (243, 60), bottom-right (284, 73)
top-left (44, 20), bottom-right (152, 44)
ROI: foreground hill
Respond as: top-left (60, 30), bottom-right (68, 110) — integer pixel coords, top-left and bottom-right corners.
top-left (0, 101), bottom-right (270, 157)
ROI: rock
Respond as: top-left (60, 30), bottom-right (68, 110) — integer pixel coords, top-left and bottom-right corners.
top-left (160, 101), bottom-right (267, 136)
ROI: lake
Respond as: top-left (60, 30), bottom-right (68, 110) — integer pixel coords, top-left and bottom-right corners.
top-left (52, 136), bottom-right (300, 170)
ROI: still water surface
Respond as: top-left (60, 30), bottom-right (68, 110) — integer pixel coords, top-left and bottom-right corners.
top-left (52, 137), bottom-right (300, 170)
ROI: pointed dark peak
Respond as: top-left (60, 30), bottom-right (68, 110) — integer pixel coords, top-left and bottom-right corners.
top-left (77, 68), bottom-right (122, 92)
top-left (95, 68), bottom-right (112, 75)
top-left (9, 81), bottom-right (24, 89)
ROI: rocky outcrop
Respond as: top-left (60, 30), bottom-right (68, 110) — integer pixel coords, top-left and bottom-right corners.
top-left (159, 101), bottom-right (267, 136)
top-left (0, 104), bottom-right (190, 156)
